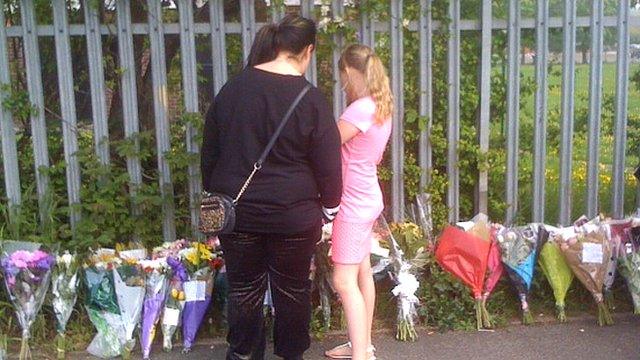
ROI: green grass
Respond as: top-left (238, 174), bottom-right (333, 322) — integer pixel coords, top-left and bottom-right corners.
top-left (520, 62), bottom-right (640, 118)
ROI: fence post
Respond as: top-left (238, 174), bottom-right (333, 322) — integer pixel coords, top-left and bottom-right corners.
top-left (419, 0), bottom-right (433, 190)
top-left (240, 0), bottom-right (256, 64)
top-left (300, 0), bottom-right (317, 85)
top-left (612, 0), bottom-right (630, 219)
top-left (533, 0), bottom-right (549, 223)
top-left (20, 0), bottom-right (50, 225)
top-left (505, 0), bottom-right (521, 225)
top-left (84, 0), bottom-right (110, 167)
top-left (331, 0), bottom-right (345, 118)
top-left (586, 0), bottom-right (604, 218)
top-left (147, 0), bottom-right (177, 242)
top-left (53, 0), bottom-right (82, 231)
top-left (447, 0), bottom-right (460, 223)
top-left (390, 0), bottom-right (405, 221)
top-left (559, 0), bottom-right (577, 226)
top-left (360, 0), bottom-right (375, 48)
top-left (178, 0), bottom-right (202, 237)
top-left (0, 0), bottom-right (21, 212)
top-left (210, 0), bottom-right (227, 95)
top-left (477, 0), bottom-right (492, 216)
top-left (116, 0), bottom-right (143, 216)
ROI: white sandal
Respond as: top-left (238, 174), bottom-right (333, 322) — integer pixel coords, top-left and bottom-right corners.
top-left (324, 342), bottom-right (376, 359)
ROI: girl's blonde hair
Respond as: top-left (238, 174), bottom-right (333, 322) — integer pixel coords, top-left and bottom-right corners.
top-left (338, 44), bottom-right (393, 124)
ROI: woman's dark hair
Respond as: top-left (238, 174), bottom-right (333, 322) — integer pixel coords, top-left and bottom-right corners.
top-left (247, 14), bottom-right (317, 67)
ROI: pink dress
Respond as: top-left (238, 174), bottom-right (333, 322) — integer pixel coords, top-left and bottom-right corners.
top-left (331, 96), bottom-right (392, 265)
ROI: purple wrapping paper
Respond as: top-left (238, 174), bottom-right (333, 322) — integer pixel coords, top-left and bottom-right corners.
top-left (141, 292), bottom-right (164, 358)
top-left (182, 296), bottom-right (212, 349)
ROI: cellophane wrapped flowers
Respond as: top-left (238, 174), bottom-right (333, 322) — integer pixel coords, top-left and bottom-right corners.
top-left (179, 241), bottom-right (221, 353)
top-left (139, 257), bottom-right (169, 359)
top-left (114, 244), bottom-right (147, 359)
top-left (1, 241), bottom-right (56, 360)
top-left (559, 223), bottom-right (614, 326)
top-left (157, 239), bottom-right (189, 352)
top-left (84, 248), bottom-right (124, 358)
top-left (496, 224), bottom-right (547, 325)
top-left (51, 251), bottom-right (79, 359)
top-left (376, 217), bottom-right (420, 341)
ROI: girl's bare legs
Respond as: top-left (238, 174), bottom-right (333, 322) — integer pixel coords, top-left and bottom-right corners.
top-left (358, 256), bottom-right (375, 349)
top-left (333, 264), bottom-right (368, 360)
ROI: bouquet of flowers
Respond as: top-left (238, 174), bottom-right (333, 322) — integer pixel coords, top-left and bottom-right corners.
top-left (51, 251), bottom-right (79, 359)
top-left (179, 241), bottom-right (219, 353)
top-left (162, 255), bottom-right (187, 351)
top-left (559, 223), bottom-right (614, 326)
top-left (114, 244), bottom-right (147, 359)
top-left (84, 248), bottom-right (124, 358)
top-left (376, 217), bottom-right (420, 341)
top-left (480, 224), bottom-right (504, 328)
top-left (603, 218), bottom-right (632, 309)
top-left (539, 227), bottom-right (575, 322)
top-left (618, 218), bottom-right (640, 314)
top-left (0, 241), bottom-right (56, 360)
top-left (496, 224), bottom-right (548, 325)
top-left (436, 216), bottom-right (491, 331)
top-left (139, 257), bottom-right (169, 359)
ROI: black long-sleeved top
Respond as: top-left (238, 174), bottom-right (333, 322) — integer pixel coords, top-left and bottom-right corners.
top-left (201, 67), bottom-right (342, 234)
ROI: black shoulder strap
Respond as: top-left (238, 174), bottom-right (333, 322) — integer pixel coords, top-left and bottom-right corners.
top-left (256, 83), bottom-right (313, 168)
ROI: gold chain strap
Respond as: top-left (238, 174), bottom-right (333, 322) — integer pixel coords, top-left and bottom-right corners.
top-left (233, 162), bottom-right (262, 204)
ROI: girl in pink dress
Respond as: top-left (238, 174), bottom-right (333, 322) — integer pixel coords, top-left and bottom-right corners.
top-left (325, 45), bottom-right (393, 360)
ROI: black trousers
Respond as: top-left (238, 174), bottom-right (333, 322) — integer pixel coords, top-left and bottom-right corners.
top-left (220, 226), bottom-right (321, 360)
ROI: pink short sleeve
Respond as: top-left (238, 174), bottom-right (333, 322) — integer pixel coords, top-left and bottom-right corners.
top-left (340, 97), bottom-right (376, 133)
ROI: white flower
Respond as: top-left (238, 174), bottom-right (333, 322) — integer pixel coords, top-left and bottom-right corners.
top-left (318, 17), bottom-right (331, 30)
top-left (402, 19), bottom-right (410, 28)
top-left (57, 251), bottom-right (75, 266)
top-left (320, 4), bottom-right (331, 17)
top-left (139, 258), bottom-right (168, 271)
top-left (392, 271), bottom-right (420, 298)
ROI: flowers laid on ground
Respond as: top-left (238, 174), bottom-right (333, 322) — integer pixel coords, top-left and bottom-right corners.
top-left (0, 241), bottom-right (56, 360)
top-left (618, 218), bottom-right (640, 315)
top-left (436, 215), bottom-right (491, 330)
top-left (497, 224), bottom-right (548, 325)
top-left (380, 218), bottom-right (421, 342)
top-left (139, 257), bottom-right (169, 359)
top-left (114, 244), bottom-right (147, 359)
top-left (481, 224), bottom-right (504, 328)
top-left (162, 252), bottom-right (188, 352)
top-left (179, 240), bottom-right (221, 353)
top-left (558, 223), bottom-right (614, 326)
top-left (84, 248), bottom-right (124, 358)
top-left (51, 251), bottom-right (80, 359)
top-left (538, 227), bottom-right (574, 322)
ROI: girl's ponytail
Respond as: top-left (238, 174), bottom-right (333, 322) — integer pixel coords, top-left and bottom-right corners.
top-left (364, 54), bottom-right (393, 124)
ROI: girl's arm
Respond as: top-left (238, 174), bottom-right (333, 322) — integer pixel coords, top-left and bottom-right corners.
top-left (337, 119), bottom-right (360, 144)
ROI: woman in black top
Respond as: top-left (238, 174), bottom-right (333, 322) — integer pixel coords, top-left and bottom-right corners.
top-left (201, 15), bottom-right (342, 360)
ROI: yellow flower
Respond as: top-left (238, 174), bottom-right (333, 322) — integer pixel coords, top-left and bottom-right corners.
top-left (184, 248), bottom-right (200, 266)
top-left (195, 242), bottom-right (213, 261)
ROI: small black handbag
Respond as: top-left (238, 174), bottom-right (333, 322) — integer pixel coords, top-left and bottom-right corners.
top-left (199, 84), bottom-right (312, 236)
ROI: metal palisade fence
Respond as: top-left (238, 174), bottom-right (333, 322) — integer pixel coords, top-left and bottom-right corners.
top-left (0, 0), bottom-right (639, 243)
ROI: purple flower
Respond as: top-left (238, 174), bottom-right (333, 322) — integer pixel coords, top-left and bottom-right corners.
top-left (35, 255), bottom-right (55, 271)
top-left (167, 256), bottom-right (188, 282)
